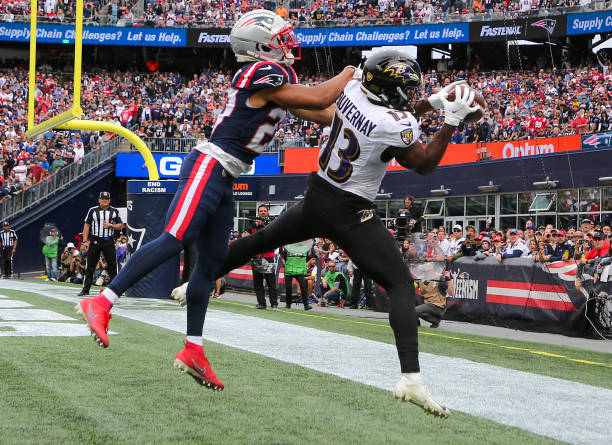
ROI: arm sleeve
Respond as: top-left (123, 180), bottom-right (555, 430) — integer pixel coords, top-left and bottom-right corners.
top-left (231, 62), bottom-right (292, 92)
top-left (113, 209), bottom-right (122, 223)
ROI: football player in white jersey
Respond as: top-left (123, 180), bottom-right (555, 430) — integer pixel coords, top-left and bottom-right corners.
top-left (179, 48), bottom-right (477, 416)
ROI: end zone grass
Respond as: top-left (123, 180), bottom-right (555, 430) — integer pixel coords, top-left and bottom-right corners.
top-left (1, 288), bottom-right (604, 444)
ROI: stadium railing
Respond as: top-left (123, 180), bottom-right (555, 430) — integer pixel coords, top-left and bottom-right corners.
top-left (4, 2), bottom-right (610, 27)
top-left (136, 137), bottom-right (306, 154)
top-left (0, 138), bottom-right (120, 221)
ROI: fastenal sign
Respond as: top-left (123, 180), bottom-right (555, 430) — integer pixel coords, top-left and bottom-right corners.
top-left (469, 15), bottom-right (566, 41)
top-left (187, 28), bottom-right (230, 47)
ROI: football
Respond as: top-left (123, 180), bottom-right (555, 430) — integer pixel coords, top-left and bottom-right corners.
top-left (446, 85), bottom-right (487, 124)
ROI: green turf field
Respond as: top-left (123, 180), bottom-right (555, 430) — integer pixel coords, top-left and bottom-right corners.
top-left (1, 284), bottom-right (610, 444)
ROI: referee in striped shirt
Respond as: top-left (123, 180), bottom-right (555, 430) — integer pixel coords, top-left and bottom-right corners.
top-left (78, 192), bottom-right (123, 296)
top-left (0, 221), bottom-right (17, 278)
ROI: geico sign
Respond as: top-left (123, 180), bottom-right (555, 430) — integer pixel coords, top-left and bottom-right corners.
top-left (159, 156), bottom-right (183, 176)
top-left (502, 141), bottom-right (555, 158)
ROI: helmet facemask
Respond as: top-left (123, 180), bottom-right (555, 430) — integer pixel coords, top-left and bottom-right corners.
top-left (268, 26), bottom-right (301, 65)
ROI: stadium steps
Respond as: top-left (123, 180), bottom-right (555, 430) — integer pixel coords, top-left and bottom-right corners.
top-left (116, 139), bottom-right (133, 153)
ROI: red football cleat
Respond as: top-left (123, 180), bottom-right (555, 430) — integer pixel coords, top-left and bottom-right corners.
top-left (75, 295), bottom-right (112, 348)
top-left (174, 339), bottom-right (224, 390)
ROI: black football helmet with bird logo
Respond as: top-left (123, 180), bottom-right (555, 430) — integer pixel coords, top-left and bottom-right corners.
top-left (360, 48), bottom-right (424, 112)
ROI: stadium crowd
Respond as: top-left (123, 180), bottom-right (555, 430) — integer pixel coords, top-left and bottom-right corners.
top-left (0, 0), bottom-right (606, 27)
top-left (2, 51), bottom-right (610, 190)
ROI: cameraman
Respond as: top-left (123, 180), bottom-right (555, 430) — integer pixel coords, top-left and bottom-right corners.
top-left (248, 204), bottom-right (279, 310)
top-left (396, 196), bottom-right (423, 240)
top-left (59, 243), bottom-right (77, 282)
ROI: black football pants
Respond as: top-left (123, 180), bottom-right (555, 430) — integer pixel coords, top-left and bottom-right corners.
top-left (1, 246), bottom-right (13, 277)
top-left (220, 173), bottom-right (420, 373)
top-left (82, 238), bottom-right (117, 293)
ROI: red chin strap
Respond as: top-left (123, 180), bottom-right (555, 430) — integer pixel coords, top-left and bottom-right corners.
top-left (270, 26), bottom-right (301, 62)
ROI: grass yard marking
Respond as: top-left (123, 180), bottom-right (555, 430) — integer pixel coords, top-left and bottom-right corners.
top-left (210, 298), bottom-right (612, 369)
top-left (0, 300), bottom-right (33, 308)
top-left (0, 309), bottom-right (75, 321)
top-left (0, 322), bottom-right (92, 336)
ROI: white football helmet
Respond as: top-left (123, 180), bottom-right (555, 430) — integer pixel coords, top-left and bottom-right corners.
top-left (230, 9), bottom-right (301, 66)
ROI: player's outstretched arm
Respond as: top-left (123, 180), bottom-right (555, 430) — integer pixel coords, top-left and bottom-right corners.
top-left (389, 86), bottom-right (478, 174)
top-left (250, 66), bottom-right (356, 110)
top-left (289, 104), bottom-right (336, 126)
top-left (389, 124), bottom-right (455, 175)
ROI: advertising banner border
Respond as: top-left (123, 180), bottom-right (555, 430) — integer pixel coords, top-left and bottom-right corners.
top-left (0, 22), bottom-right (186, 46)
top-left (567, 11), bottom-right (612, 35)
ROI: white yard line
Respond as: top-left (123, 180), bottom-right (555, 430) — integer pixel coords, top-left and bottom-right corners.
top-left (3, 280), bottom-right (612, 445)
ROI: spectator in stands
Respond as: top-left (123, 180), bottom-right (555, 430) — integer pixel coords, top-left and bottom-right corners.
top-left (447, 224), bottom-right (465, 259)
top-left (496, 228), bottom-right (529, 262)
top-left (50, 152), bottom-right (64, 174)
top-left (581, 231), bottom-right (610, 266)
top-left (549, 230), bottom-right (573, 261)
top-left (474, 237), bottom-right (494, 260)
top-left (580, 218), bottom-right (594, 235)
top-left (436, 227), bottom-right (450, 256)
top-left (457, 232), bottom-right (481, 259)
top-left (572, 107), bottom-right (589, 134)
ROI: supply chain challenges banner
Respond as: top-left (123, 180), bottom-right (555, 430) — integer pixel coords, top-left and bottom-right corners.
top-left (0, 23), bottom-right (186, 46)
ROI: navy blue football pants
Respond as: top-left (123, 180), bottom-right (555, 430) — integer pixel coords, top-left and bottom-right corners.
top-left (109, 150), bottom-right (234, 336)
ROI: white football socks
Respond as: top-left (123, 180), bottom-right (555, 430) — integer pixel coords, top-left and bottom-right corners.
top-left (402, 372), bottom-right (423, 383)
top-left (101, 288), bottom-right (119, 305)
top-left (186, 336), bottom-right (203, 347)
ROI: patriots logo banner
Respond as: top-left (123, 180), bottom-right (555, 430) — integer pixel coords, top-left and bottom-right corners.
top-left (582, 131), bottom-right (612, 149)
top-left (530, 19), bottom-right (556, 35)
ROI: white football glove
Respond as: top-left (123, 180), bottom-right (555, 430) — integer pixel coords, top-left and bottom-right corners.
top-left (352, 64), bottom-right (363, 81)
top-left (442, 86), bottom-right (480, 127)
top-left (427, 80), bottom-right (467, 110)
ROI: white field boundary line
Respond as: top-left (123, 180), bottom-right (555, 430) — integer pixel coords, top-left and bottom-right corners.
top-left (2, 281), bottom-right (612, 445)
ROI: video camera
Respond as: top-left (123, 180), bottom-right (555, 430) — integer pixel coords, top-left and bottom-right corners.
top-left (395, 210), bottom-right (416, 242)
top-left (250, 215), bottom-right (275, 233)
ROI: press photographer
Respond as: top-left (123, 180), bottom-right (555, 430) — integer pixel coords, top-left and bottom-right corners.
top-left (395, 196), bottom-right (423, 241)
top-left (248, 204), bottom-right (279, 310)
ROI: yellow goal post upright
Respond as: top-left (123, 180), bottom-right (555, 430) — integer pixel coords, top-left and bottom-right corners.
top-left (25, 0), bottom-right (159, 180)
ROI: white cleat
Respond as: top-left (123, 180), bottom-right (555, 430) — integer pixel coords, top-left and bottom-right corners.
top-left (171, 282), bottom-right (188, 307)
top-left (393, 376), bottom-right (451, 418)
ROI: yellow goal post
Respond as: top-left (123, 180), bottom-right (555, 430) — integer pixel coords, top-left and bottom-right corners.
top-left (26, 0), bottom-right (159, 180)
